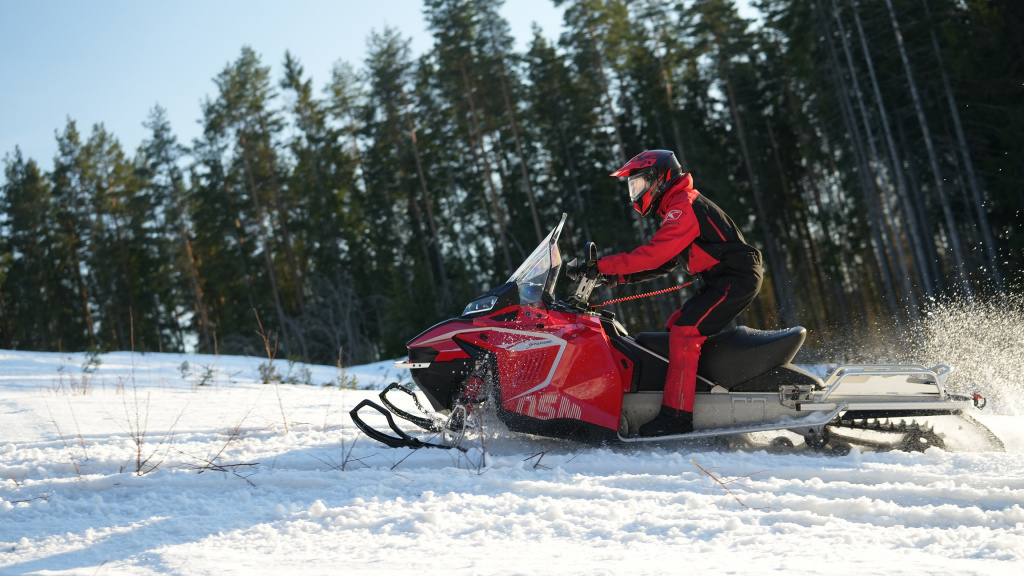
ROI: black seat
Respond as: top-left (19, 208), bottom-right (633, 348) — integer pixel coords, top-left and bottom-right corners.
top-left (635, 326), bottom-right (807, 388)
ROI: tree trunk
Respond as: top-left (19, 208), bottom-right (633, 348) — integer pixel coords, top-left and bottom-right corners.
top-left (920, 0), bottom-right (1004, 293)
top-left (894, 118), bottom-right (945, 291)
top-left (68, 227), bottom-right (97, 346)
top-left (778, 63), bottom-right (851, 327)
top-left (587, 23), bottom-right (647, 243)
top-left (238, 132), bottom-right (289, 349)
top-left (884, 0), bottom-right (972, 297)
top-left (851, 0), bottom-right (934, 299)
top-left (459, 58), bottom-right (514, 276)
top-left (813, 112), bottom-right (857, 324)
top-left (401, 88), bottom-right (452, 309)
top-left (218, 173), bottom-right (259, 319)
top-left (168, 171), bottom-right (211, 352)
top-left (831, 0), bottom-right (915, 317)
top-left (489, 33), bottom-right (543, 244)
top-left (0, 286), bottom-right (10, 350)
top-left (588, 25), bottom-right (626, 163)
top-left (644, 4), bottom-right (688, 169)
top-left (764, 116), bottom-right (829, 337)
top-left (815, 0), bottom-right (901, 319)
top-left (721, 64), bottom-right (800, 328)
top-left (257, 114), bottom-right (306, 317)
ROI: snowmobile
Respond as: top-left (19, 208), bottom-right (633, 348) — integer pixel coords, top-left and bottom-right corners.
top-left (351, 214), bottom-right (1000, 453)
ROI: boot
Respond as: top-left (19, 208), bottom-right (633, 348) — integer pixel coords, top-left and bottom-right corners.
top-left (639, 405), bottom-right (694, 437)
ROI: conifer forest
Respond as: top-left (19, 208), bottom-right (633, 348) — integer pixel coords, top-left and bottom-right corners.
top-left (1, 0), bottom-right (1021, 366)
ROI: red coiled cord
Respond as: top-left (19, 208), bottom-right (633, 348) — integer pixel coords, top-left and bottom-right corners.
top-left (592, 281), bottom-right (692, 308)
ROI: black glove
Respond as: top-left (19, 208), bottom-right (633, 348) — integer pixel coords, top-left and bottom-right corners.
top-left (564, 261), bottom-right (582, 280)
top-left (601, 274), bottom-right (618, 288)
top-left (566, 259), bottom-right (600, 280)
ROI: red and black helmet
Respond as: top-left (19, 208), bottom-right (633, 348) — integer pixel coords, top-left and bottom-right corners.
top-left (610, 150), bottom-right (683, 216)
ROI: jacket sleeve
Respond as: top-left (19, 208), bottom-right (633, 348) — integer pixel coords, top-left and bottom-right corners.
top-left (621, 259), bottom-right (680, 285)
top-left (596, 204), bottom-right (700, 277)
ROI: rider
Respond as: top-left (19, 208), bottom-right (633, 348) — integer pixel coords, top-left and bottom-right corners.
top-left (597, 150), bottom-right (763, 437)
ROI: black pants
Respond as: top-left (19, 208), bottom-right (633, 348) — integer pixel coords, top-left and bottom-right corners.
top-left (671, 267), bottom-right (763, 335)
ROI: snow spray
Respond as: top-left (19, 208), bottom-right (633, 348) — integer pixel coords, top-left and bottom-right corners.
top-left (916, 293), bottom-right (1024, 415)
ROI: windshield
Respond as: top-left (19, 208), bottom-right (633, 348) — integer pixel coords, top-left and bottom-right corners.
top-left (508, 213), bottom-right (567, 306)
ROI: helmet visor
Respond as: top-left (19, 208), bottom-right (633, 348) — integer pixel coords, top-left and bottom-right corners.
top-left (628, 173), bottom-right (652, 202)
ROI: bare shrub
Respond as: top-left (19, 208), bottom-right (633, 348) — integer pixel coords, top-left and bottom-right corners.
top-left (254, 309), bottom-right (289, 433)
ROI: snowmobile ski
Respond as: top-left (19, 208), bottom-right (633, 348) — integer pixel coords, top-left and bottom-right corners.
top-left (350, 392), bottom-right (467, 452)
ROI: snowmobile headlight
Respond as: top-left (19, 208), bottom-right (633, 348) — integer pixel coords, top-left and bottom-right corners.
top-left (463, 295), bottom-right (498, 316)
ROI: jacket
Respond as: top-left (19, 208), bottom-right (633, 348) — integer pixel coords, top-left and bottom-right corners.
top-left (596, 173), bottom-right (761, 284)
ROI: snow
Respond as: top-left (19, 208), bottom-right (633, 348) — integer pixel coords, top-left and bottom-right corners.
top-left (1, 349), bottom-right (1022, 575)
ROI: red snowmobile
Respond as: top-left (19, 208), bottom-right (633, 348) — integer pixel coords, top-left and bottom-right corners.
top-left (351, 214), bottom-right (999, 453)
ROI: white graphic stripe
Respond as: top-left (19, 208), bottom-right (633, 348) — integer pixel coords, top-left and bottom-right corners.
top-left (418, 326), bottom-right (567, 401)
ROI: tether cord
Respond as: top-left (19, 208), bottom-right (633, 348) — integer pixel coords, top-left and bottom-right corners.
top-left (593, 281), bottom-right (692, 308)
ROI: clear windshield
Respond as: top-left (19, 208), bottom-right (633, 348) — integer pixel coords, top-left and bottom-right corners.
top-left (508, 213), bottom-right (567, 306)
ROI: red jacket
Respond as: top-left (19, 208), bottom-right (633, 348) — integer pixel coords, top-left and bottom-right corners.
top-left (597, 174), bottom-right (760, 283)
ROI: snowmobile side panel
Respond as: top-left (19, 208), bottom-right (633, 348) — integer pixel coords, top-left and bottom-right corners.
top-left (494, 412), bottom-right (620, 443)
top-left (499, 319), bottom-right (623, 432)
top-left (434, 315), bottom-right (626, 434)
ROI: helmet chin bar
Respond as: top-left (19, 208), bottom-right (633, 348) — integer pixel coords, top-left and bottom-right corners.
top-left (632, 190), bottom-right (655, 215)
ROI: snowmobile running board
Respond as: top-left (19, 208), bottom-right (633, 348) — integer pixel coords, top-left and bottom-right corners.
top-left (617, 405), bottom-right (847, 443)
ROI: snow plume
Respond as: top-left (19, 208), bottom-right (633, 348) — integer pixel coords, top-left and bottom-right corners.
top-left (917, 293), bottom-right (1024, 415)
top-left (800, 291), bottom-right (1023, 415)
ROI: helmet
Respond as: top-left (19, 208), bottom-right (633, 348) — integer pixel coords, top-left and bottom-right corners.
top-left (610, 150), bottom-right (683, 216)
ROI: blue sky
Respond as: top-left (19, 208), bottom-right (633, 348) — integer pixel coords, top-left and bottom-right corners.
top-left (0, 0), bottom-right (566, 176)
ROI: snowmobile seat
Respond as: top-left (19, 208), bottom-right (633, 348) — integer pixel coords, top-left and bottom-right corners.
top-left (635, 326), bottom-right (807, 389)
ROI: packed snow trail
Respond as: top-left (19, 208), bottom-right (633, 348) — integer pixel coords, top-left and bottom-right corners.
top-left (1, 350), bottom-right (1022, 575)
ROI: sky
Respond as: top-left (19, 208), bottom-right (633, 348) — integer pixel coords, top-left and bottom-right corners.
top-left (0, 0), bottom-right (567, 176)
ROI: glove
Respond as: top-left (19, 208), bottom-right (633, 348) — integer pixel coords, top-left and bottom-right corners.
top-left (566, 259), bottom-right (600, 280)
top-left (601, 274), bottom-right (619, 288)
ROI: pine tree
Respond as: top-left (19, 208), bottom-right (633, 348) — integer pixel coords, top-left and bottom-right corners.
top-left (281, 52), bottom-right (376, 364)
top-left (141, 105), bottom-right (211, 352)
top-left (199, 46), bottom-right (304, 356)
top-left (0, 150), bottom-right (63, 349)
top-left (50, 119), bottom-right (98, 349)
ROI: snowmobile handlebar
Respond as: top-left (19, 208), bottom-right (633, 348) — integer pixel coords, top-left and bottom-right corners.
top-left (565, 242), bottom-right (604, 309)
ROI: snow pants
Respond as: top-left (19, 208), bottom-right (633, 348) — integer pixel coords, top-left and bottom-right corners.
top-left (662, 267), bottom-right (763, 412)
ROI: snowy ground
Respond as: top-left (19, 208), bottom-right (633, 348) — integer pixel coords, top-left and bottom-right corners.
top-left (1, 349), bottom-right (1022, 575)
